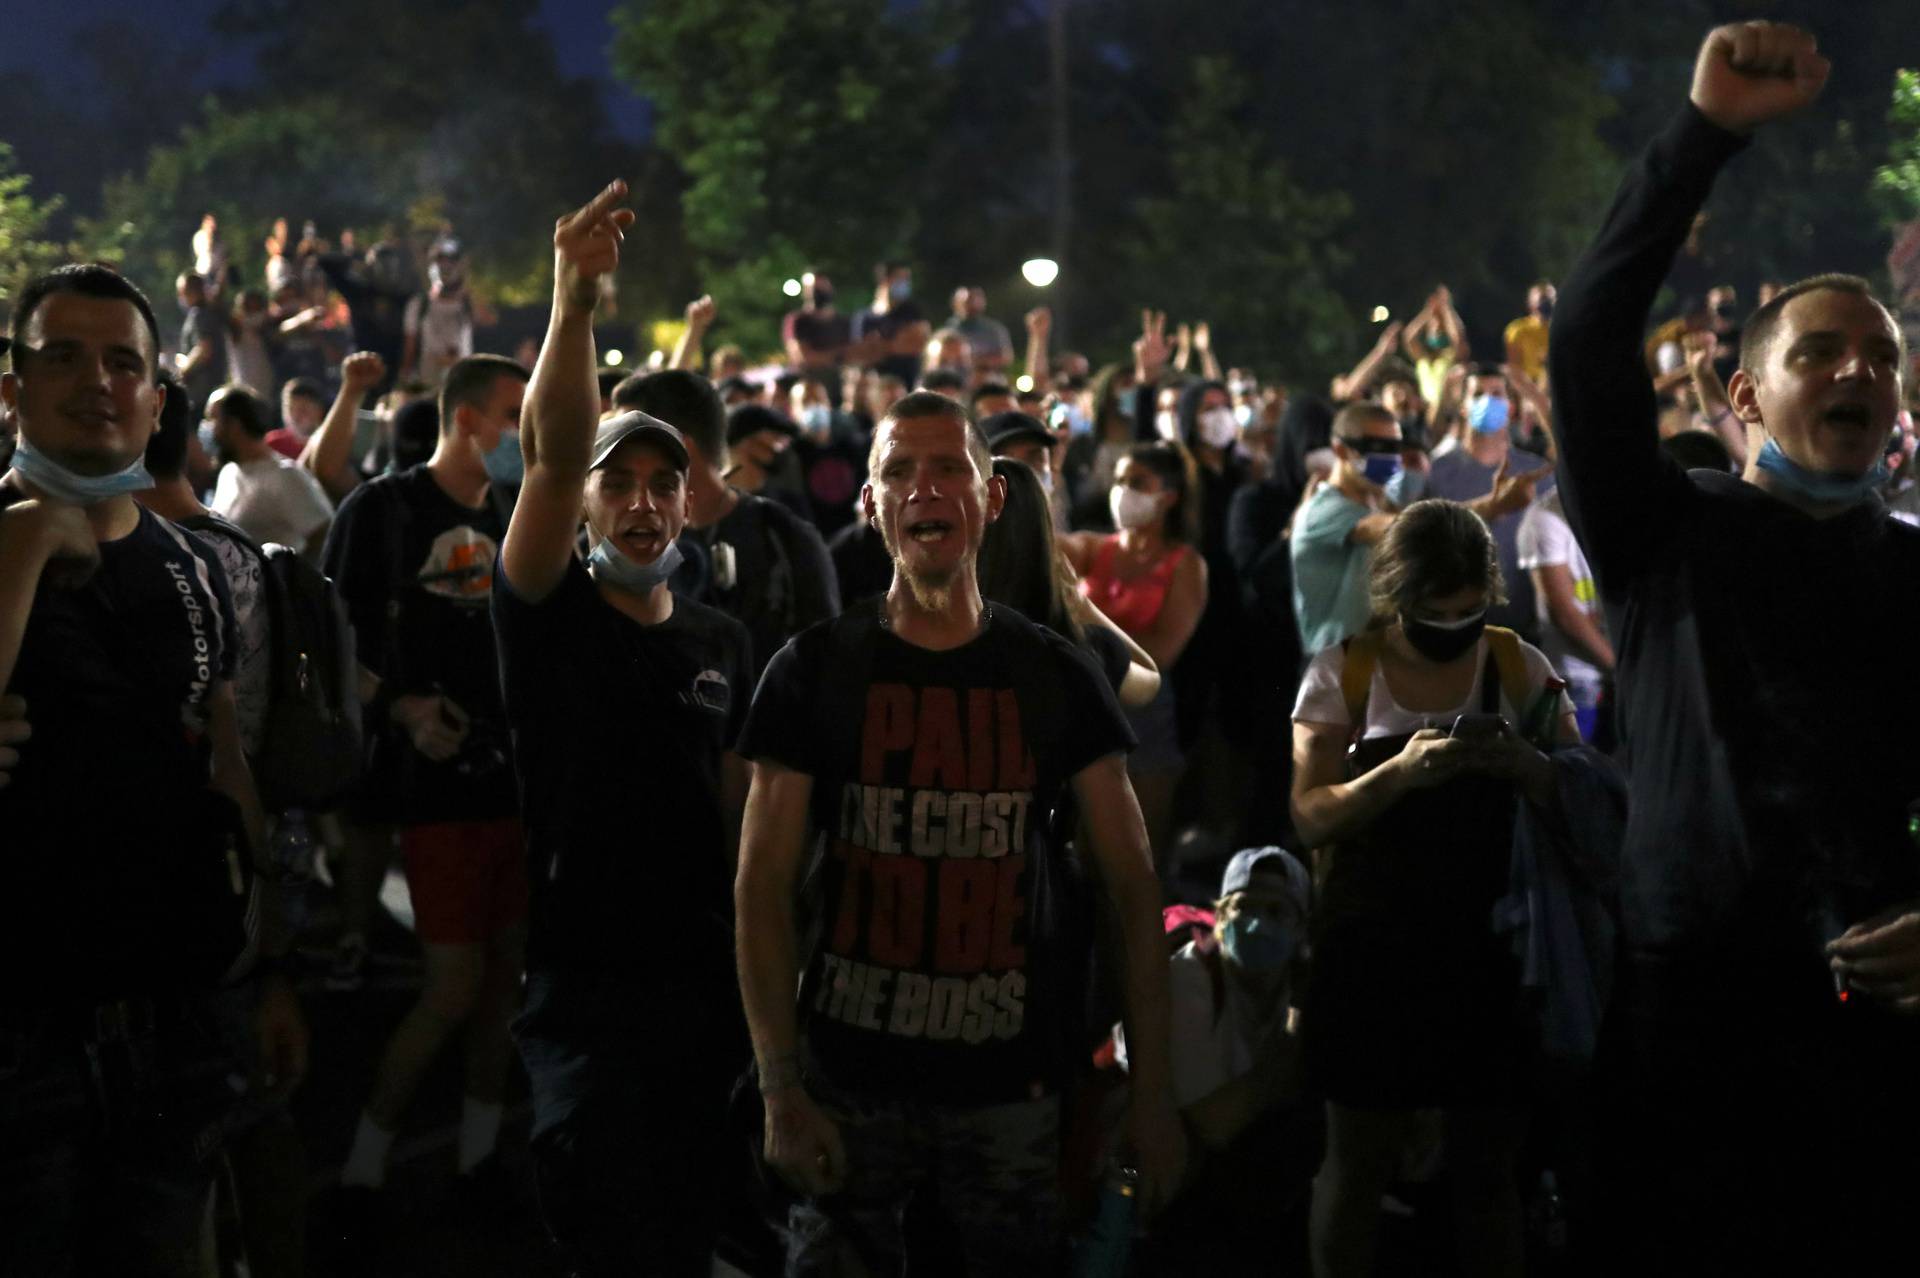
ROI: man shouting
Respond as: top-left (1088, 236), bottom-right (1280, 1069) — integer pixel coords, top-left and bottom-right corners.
top-left (735, 389), bottom-right (1185, 1273)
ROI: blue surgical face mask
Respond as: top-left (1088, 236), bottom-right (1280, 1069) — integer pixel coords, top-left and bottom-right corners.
top-left (1362, 453), bottom-right (1403, 486)
top-left (588, 529), bottom-right (684, 595)
top-left (198, 422), bottom-right (220, 462)
top-left (1467, 394), bottom-right (1510, 435)
top-left (1220, 914), bottom-right (1296, 973)
top-left (889, 278), bottom-right (912, 303)
top-left (8, 437), bottom-right (153, 504)
top-left (1754, 437), bottom-right (1889, 506)
top-left (1385, 464), bottom-right (1426, 507)
top-left (801, 405), bottom-right (832, 436)
top-left (482, 430), bottom-right (524, 486)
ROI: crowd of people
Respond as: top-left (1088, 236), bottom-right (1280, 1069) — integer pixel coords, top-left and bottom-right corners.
top-left (3, 21), bottom-right (1920, 1278)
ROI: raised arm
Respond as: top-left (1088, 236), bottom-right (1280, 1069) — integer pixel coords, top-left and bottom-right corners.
top-left (1435, 288), bottom-right (1470, 361)
top-left (1686, 339), bottom-right (1748, 465)
top-left (299, 351), bottom-right (384, 501)
top-left (501, 180), bottom-right (636, 603)
top-left (1194, 321), bottom-right (1222, 383)
top-left (1333, 321), bottom-right (1403, 401)
top-left (1023, 307), bottom-right (1052, 395)
top-left (670, 294), bottom-right (715, 372)
top-left (1549, 23), bottom-right (1825, 585)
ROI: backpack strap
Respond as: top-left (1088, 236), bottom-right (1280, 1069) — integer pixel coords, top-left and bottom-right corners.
top-left (1483, 624), bottom-right (1563, 745)
top-left (1339, 629), bottom-right (1383, 736)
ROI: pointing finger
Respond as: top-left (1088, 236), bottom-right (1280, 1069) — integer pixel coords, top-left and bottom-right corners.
top-left (566, 180), bottom-right (630, 232)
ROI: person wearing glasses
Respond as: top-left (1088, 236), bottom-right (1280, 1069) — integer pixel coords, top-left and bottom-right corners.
top-left (1290, 402), bottom-right (1536, 659)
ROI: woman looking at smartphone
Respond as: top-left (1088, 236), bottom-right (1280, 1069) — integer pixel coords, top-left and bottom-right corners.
top-left (1290, 498), bottom-right (1578, 1278)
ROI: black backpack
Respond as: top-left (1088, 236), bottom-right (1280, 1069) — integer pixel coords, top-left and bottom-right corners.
top-left (255, 543), bottom-right (365, 809)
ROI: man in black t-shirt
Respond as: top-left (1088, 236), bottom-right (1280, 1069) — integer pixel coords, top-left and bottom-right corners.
top-left (613, 370), bottom-right (840, 680)
top-left (322, 353), bottom-right (530, 1216)
top-left (492, 180), bottom-right (755, 1272)
top-left (0, 264), bottom-right (306, 1271)
top-left (175, 269), bottom-right (229, 413)
top-left (851, 260), bottom-right (931, 387)
top-left (736, 390), bottom-right (1187, 1273)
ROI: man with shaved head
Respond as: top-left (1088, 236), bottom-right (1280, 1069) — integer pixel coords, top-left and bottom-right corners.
top-left (734, 387), bottom-right (1187, 1273)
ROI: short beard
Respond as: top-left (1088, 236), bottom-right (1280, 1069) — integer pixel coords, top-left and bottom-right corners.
top-left (901, 569), bottom-right (954, 614)
top-left (878, 521), bottom-right (958, 613)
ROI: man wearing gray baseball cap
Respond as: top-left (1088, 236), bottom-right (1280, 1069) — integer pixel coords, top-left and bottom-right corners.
top-left (491, 180), bottom-right (754, 1272)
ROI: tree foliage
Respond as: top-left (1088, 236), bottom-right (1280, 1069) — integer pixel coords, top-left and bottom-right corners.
top-left (1873, 68), bottom-right (1920, 225)
top-left (612, 0), bottom-right (962, 345)
top-left (0, 145), bottom-right (66, 310)
top-left (79, 0), bottom-right (658, 336)
top-left (1119, 58), bottom-right (1353, 377)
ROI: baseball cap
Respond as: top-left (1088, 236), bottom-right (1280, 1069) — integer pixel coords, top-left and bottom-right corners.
top-left (1220, 846), bottom-right (1310, 909)
top-left (591, 410), bottom-right (690, 471)
top-left (982, 411), bottom-right (1052, 454)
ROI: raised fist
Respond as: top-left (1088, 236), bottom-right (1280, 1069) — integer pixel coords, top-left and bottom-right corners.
top-left (342, 351), bottom-right (387, 390)
top-left (1025, 306), bottom-right (1051, 339)
top-left (685, 294), bottom-right (716, 329)
top-left (553, 180), bottom-right (636, 314)
top-left (1691, 22), bottom-right (1830, 134)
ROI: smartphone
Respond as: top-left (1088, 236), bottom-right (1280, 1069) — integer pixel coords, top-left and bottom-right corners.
top-left (1449, 713), bottom-right (1510, 741)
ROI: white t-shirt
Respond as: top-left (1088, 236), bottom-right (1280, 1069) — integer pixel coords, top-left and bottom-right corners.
top-left (1113, 941), bottom-right (1290, 1109)
top-left (1292, 632), bottom-right (1572, 738)
top-left (211, 456), bottom-right (335, 552)
top-left (404, 292), bottom-right (474, 385)
top-left (1516, 490), bottom-right (1606, 708)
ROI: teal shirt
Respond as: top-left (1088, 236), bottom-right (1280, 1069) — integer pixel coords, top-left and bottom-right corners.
top-left (1290, 485), bottom-right (1374, 655)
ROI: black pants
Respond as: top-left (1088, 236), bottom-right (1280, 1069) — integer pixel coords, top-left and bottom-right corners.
top-left (515, 966), bottom-right (748, 1276)
top-left (1592, 969), bottom-right (1920, 1274)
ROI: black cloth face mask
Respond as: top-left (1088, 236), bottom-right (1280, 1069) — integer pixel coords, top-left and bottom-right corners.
top-left (1402, 609), bottom-right (1486, 662)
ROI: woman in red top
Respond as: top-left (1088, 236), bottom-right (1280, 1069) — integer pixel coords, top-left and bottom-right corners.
top-left (1063, 441), bottom-right (1208, 876)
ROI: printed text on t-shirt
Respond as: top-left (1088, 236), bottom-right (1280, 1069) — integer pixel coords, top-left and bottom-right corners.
top-left (815, 681), bottom-right (1039, 1045)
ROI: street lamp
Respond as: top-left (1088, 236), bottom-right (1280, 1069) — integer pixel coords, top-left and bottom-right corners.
top-left (1021, 258), bottom-right (1059, 288)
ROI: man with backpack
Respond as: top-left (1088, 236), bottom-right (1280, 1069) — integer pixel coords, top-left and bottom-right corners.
top-left (138, 366), bottom-right (348, 1277)
top-left (321, 352), bottom-right (528, 1231)
top-left (493, 179), bottom-right (756, 1274)
top-left (611, 370), bottom-right (840, 680)
top-left (0, 263), bottom-right (307, 1271)
top-left (734, 387), bottom-right (1187, 1272)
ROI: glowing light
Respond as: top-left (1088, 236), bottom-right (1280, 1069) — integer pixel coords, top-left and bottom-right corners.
top-left (1021, 258), bottom-right (1059, 288)
top-left (1015, 375), bottom-right (1034, 393)
top-left (605, 349), bottom-right (624, 367)
top-left (783, 278), bottom-right (803, 297)
top-left (1371, 305), bottom-right (1390, 323)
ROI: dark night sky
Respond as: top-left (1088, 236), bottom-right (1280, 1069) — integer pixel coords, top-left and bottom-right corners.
top-left (0, 0), bottom-right (650, 139)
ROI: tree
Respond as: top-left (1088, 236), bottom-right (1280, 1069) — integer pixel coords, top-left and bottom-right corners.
top-left (1117, 57), bottom-right (1353, 382)
top-left (76, 0), bottom-right (665, 345)
top-left (0, 146), bottom-right (66, 312)
top-left (1873, 69), bottom-right (1920, 224)
top-left (612, 0), bottom-right (962, 343)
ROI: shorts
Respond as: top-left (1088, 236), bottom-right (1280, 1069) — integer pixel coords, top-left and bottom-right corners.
top-left (399, 818), bottom-right (528, 945)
